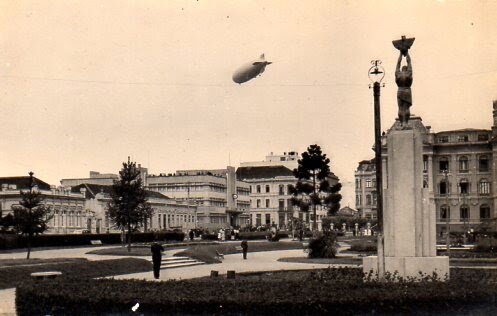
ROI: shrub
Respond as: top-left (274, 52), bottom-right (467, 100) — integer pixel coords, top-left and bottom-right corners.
top-left (349, 239), bottom-right (377, 252)
top-left (307, 231), bottom-right (337, 258)
top-left (474, 238), bottom-right (497, 253)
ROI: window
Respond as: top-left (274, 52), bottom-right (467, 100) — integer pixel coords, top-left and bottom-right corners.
top-left (459, 179), bottom-right (469, 194)
top-left (356, 194), bottom-right (362, 206)
top-left (265, 185), bottom-right (270, 193)
top-left (458, 156), bottom-right (469, 173)
top-left (479, 156), bottom-right (489, 172)
top-left (423, 156), bottom-right (428, 173)
top-left (439, 180), bottom-right (450, 195)
top-left (279, 185), bottom-right (285, 195)
top-left (479, 179), bottom-right (490, 195)
top-left (438, 136), bottom-right (449, 143)
top-left (365, 179), bottom-right (372, 188)
top-left (460, 206), bottom-right (469, 220)
top-left (458, 135), bottom-right (469, 142)
top-left (256, 185), bottom-right (261, 193)
top-left (480, 205), bottom-right (491, 219)
top-left (423, 175), bottom-right (429, 188)
top-left (249, 186), bottom-right (252, 194)
top-left (265, 214), bottom-right (271, 225)
top-left (440, 205), bottom-right (450, 220)
top-left (278, 199), bottom-right (285, 211)
top-left (372, 191), bottom-right (377, 206)
top-left (256, 214), bottom-right (262, 226)
top-left (439, 157), bottom-right (449, 172)
top-left (366, 194), bottom-right (372, 206)
top-left (265, 199), bottom-right (270, 208)
top-left (478, 134), bottom-right (489, 141)
top-left (256, 199), bottom-right (261, 208)
top-left (372, 178), bottom-right (376, 188)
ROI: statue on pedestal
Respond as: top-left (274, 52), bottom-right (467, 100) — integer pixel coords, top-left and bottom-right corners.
top-left (393, 36), bottom-right (415, 126)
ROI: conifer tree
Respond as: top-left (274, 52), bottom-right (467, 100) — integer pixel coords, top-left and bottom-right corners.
top-left (290, 145), bottom-right (342, 231)
top-left (11, 172), bottom-right (53, 259)
top-left (108, 158), bottom-right (150, 252)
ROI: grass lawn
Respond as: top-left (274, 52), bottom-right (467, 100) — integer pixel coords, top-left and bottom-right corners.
top-left (175, 241), bottom-right (303, 264)
top-left (0, 258), bottom-right (86, 268)
top-left (0, 258), bottom-right (151, 289)
top-left (277, 256), bottom-right (361, 265)
top-left (86, 241), bottom-right (219, 256)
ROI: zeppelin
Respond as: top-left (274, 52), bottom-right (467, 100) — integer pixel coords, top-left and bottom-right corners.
top-left (232, 54), bottom-right (272, 84)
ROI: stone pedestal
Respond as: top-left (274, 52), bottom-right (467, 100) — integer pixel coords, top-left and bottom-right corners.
top-left (363, 118), bottom-right (449, 280)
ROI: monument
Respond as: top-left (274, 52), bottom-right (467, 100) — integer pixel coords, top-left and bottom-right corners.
top-left (363, 36), bottom-right (450, 280)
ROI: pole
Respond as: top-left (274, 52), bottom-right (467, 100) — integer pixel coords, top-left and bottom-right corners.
top-left (27, 171), bottom-right (34, 260)
top-left (373, 81), bottom-right (385, 280)
top-left (444, 170), bottom-right (450, 256)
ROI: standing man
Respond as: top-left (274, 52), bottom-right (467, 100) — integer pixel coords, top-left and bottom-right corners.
top-left (189, 229), bottom-right (194, 241)
top-left (151, 240), bottom-right (164, 279)
top-left (241, 240), bottom-right (248, 260)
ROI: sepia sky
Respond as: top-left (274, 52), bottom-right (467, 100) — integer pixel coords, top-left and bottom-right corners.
top-left (1, 0), bottom-right (497, 206)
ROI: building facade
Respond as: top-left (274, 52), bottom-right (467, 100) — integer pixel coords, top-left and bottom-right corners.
top-left (354, 159), bottom-right (378, 219)
top-left (146, 166), bottom-right (251, 230)
top-left (356, 101), bottom-right (497, 233)
top-left (238, 151), bottom-right (340, 231)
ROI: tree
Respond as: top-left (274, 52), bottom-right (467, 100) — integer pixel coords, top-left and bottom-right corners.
top-left (108, 158), bottom-right (151, 252)
top-left (289, 144), bottom-right (342, 231)
top-left (11, 172), bottom-right (53, 259)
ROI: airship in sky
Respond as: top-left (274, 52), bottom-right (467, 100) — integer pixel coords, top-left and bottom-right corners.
top-left (232, 54), bottom-right (272, 84)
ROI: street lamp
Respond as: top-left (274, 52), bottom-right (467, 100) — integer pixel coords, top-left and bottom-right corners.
top-left (443, 169), bottom-right (450, 255)
top-left (368, 60), bottom-right (385, 279)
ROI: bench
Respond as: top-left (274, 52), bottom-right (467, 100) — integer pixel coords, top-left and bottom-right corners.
top-left (235, 246), bottom-right (242, 251)
top-left (215, 250), bottom-right (224, 260)
top-left (90, 240), bottom-right (103, 245)
top-left (31, 271), bottom-right (62, 280)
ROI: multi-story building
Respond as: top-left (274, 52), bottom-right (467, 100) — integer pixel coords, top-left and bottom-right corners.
top-left (355, 159), bottom-right (378, 219)
top-left (70, 183), bottom-right (196, 233)
top-left (238, 151), bottom-right (340, 231)
top-left (0, 176), bottom-right (91, 234)
top-left (356, 101), bottom-right (497, 233)
top-left (146, 166), bottom-right (251, 230)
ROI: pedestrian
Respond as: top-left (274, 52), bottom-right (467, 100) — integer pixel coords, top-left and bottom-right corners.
top-left (189, 229), bottom-right (194, 241)
top-left (241, 240), bottom-right (248, 259)
top-left (151, 240), bottom-right (164, 279)
top-left (299, 228), bottom-right (304, 241)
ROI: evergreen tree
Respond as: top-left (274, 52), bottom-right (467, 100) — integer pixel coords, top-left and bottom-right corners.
top-left (108, 158), bottom-right (151, 252)
top-left (289, 144), bottom-right (342, 231)
top-left (11, 172), bottom-right (53, 259)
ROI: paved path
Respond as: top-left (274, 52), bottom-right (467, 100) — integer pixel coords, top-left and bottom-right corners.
top-left (0, 288), bottom-right (15, 315)
top-left (112, 249), bottom-right (346, 281)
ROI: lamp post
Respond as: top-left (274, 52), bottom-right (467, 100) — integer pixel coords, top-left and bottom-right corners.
top-left (369, 60), bottom-right (385, 279)
top-left (443, 169), bottom-right (450, 255)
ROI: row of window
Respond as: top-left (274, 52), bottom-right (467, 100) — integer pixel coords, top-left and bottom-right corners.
top-left (152, 184), bottom-right (227, 193)
top-left (437, 134), bottom-right (489, 143)
top-left (157, 213), bottom-right (196, 228)
top-left (435, 155), bottom-right (489, 173)
top-left (251, 184), bottom-right (292, 195)
top-left (356, 192), bottom-right (378, 207)
top-left (356, 178), bottom-right (377, 189)
top-left (439, 205), bottom-right (491, 220)
top-left (255, 198), bottom-right (294, 210)
top-left (438, 179), bottom-right (491, 195)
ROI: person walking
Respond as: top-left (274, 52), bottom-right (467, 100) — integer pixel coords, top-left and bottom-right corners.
top-left (189, 229), bottom-right (194, 241)
top-left (241, 240), bottom-right (248, 260)
top-left (151, 240), bottom-right (164, 279)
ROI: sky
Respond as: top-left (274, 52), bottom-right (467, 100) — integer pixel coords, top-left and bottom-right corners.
top-left (1, 0), bottom-right (497, 207)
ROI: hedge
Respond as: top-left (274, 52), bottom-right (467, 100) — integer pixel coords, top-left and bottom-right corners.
top-left (0, 231), bottom-right (184, 249)
top-left (239, 231), bottom-right (289, 240)
top-left (16, 267), bottom-right (497, 315)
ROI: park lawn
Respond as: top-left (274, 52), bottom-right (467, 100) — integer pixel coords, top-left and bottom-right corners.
top-left (0, 258), bottom-right (151, 289)
top-left (175, 241), bottom-right (303, 264)
top-left (277, 256), bottom-right (361, 265)
top-left (0, 257), bottom-right (86, 268)
top-left (86, 241), bottom-right (220, 256)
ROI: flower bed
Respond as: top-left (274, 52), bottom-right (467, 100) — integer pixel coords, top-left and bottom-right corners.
top-left (16, 267), bottom-right (497, 315)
